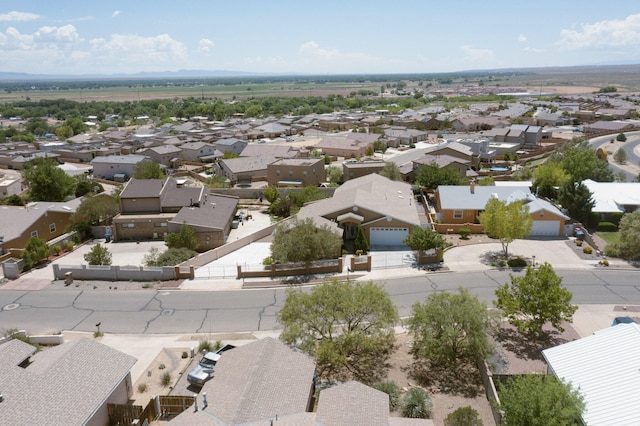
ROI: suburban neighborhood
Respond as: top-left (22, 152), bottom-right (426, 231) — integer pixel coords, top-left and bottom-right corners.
top-left (2, 74), bottom-right (640, 425)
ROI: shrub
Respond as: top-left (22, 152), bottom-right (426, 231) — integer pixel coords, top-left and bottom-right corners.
top-left (63, 241), bottom-right (75, 252)
top-left (459, 228), bottom-right (471, 240)
top-left (609, 212), bottom-right (624, 227)
top-left (93, 331), bottom-right (103, 338)
top-left (507, 258), bottom-right (527, 268)
top-left (198, 340), bottom-right (212, 353)
top-left (601, 259), bottom-right (609, 266)
top-left (498, 260), bottom-right (507, 267)
top-left (576, 240), bottom-right (583, 246)
top-left (401, 388), bottom-right (432, 419)
top-left (372, 381), bottom-right (400, 410)
top-left (137, 383), bottom-right (148, 393)
top-left (583, 246), bottom-right (593, 254)
top-left (444, 406), bottom-right (484, 426)
top-left (161, 372), bottom-right (171, 387)
top-left (262, 256), bottom-right (273, 266)
top-left (604, 245), bottom-right (620, 258)
top-left (51, 245), bottom-right (61, 256)
top-left (596, 221), bottom-right (617, 232)
top-left (181, 351), bottom-right (188, 359)
top-left (154, 247), bottom-right (197, 266)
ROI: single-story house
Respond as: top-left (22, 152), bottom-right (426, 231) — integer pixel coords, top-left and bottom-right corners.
top-left (297, 173), bottom-right (422, 248)
top-left (214, 138), bottom-right (248, 156)
top-left (0, 337), bottom-right (136, 426)
top-left (138, 145), bottom-right (183, 167)
top-left (542, 323), bottom-right (640, 426)
top-left (314, 136), bottom-right (373, 159)
top-left (435, 183), bottom-right (570, 236)
top-left (215, 156), bottom-right (278, 184)
top-left (582, 179), bottom-right (640, 220)
top-left (342, 160), bottom-right (386, 181)
top-left (179, 141), bottom-right (221, 162)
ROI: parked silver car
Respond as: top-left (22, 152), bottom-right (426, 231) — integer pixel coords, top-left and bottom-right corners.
top-left (187, 344), bottom-right (235, 386)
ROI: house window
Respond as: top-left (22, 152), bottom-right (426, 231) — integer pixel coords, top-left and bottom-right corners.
top-left (276, 170), bottom-right (280, 176)
top-left (453, 210), bottom-right (463, 219)
top-left (30, 230), bottom-right (38, 238)
top-left (49, 223), bottom-right (56, 233)
top-left (154, 222), bottom-right (168, 227)
top-left (303, 171), bottom-right (307, 176)
top-left (289, 170), bottom-right (293, 176)
top-left (123, 223), bottom-right (135, 228)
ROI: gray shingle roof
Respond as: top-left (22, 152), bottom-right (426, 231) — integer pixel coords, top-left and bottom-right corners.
top-left (0, 338), bottom-right (136, 425)
top-left (316, 381), bottom-right (389, 426)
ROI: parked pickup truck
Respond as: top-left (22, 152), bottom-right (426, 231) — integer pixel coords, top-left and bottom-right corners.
top-left (187, 344), bottom-right (235, 386)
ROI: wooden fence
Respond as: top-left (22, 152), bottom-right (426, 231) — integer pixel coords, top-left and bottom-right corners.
top-left (108, 395), bottom-right (195, 425)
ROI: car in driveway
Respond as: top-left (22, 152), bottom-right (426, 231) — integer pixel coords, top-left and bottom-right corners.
top-left (187, 344), bottom-right (235, 386)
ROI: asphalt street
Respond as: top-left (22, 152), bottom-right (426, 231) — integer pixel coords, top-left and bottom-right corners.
top-left (2, 268), bottom-right (639, 335)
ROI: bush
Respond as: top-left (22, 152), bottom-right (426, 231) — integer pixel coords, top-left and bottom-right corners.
top-left (401, 388), bottom-right (432, 419)
top-left (198, 340), bottom-right (212, 353)
top-left (444, 406), bottom-right (484, 426)
top-left (154, 247), bottom-right (197, 266)
top-left (63, 241), bottom-right (75, 252)
top-left (137, 383), bottom-right (148, 393)
top-left (609, 212), bottom-right (624, 227)
top-left (51, 245), bottom-right (61, 256)
top-left (601, 259), bottom-right (609, 267)
top-left (372, 381), bottom-right (400, 410)
top-left (161, 372), bottom-right (171, 387)
top-left (507, 258), bottom-right (527, 268)
top-left (596, 222), bottom-right (618, 232)
top-left (575, 239), bottom-right (583, 246)
top-left (498, 260), bottom-right (507, 267)
top-left (604, 245), bottom-right (620, 258)
top-left (459, 228), bottom-right (471, 240)
top-left (583, 246), bottom-right (593, 254)
top-left (181, 351), bottom-right (188, 359)
top-left (262, 256), bottom-right (273, 266)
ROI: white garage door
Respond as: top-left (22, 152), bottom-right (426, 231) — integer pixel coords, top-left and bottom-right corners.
top-left (369, 227), bottom-right (409, 246)
top-left (530, 221), bottom-right (560, 236)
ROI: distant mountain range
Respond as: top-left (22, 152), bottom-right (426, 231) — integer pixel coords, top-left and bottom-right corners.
top-left (0, 69), bottom-right (288, 81)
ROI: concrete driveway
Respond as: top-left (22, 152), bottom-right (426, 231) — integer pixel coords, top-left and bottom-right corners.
top-left (444, 238), bottom-right (589, 272)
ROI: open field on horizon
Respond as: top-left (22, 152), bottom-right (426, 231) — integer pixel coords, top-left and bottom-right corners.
top-left (1, 65), bottom-right (640, 104)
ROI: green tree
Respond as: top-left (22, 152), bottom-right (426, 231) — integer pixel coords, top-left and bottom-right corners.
top-left (373, 140), bottom-right (387, 153)
top-left (22, 158), bottom-right (76, 202)
top-left (551, 138), bottom-right (614, 182)
top-left (132, 161), bottom-right (164, 179)
top-left (372, 381), bottom-right (400, 410)
top-left (415, 163), bottom-right (465, 189)
top-left (613, 147), bottom-right (627, 164)
top-left (354, 227), bottom-right (369, 253)
top-left (261, 185), bottom-right (280, 204)
top-left (478, 198), bottom-right (532, 256)
top-left (288, 185), bottom-right (326, 208)
top-left (165, 222), bottom-right (198, 251)
top-left (277, 279), bottom-right (399, 383)
top-left (403, 226), bottom-right (447, 252)
top-left (68, 193), bottom-right (120, 230)
top-left (379, 162), bottom-right (402, 180)
top-left (327, 165), bottom-right (343, 183)
top-left (495, 263), bottom-right (577, 339)
top-left (444, 406), bottom-right (483, 426)
top-left (557, 181), bottom-right (595, 226)
top-left (497, 375), bottom-right (584, 426)
top-left (74, 174), bottom-right (103, 197)
top-left (22, 236), bottom-right (49, 270)
top-left (271, 217), bottom-right (342, 263)
top-left (617, 210), bottom-right (640, 260)
top-left (616, 132), bottom-right (627, 142)
top-left (476, 176), bottom-right (494, 186)
top-left (84, 243), bottom-right (112, 265)
top-left (532, 162), bottom-right (569, 199)
top-left (407, 288), bottom-right (492, 368)
top-left (400, 388), bottom-right (432, 419)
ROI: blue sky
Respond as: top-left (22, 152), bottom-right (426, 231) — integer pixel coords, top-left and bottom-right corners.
top-left (1, 1), bottom-right (640, 76)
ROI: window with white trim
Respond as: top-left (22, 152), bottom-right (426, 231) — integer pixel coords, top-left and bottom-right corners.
top-left (49, 223), bottom-right (56, 233)
top-left (30, 230), bottom-right (38, 238)
top-left (453, 210), bottom-right (463, 219)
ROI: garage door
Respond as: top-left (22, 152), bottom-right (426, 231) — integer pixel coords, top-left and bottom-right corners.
top-left (530, 221), bottom-right (560, 236)
top-left (369, 227), bottom-right (409, 246)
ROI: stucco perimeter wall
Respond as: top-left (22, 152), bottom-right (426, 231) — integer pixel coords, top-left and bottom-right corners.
top-left (52, 264), bottom-right (178, 281)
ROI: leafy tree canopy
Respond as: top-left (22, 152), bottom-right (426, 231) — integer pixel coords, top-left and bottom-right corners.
top-left (165, 221), bottom-right (198, 251)
top-left (132, 161), bottom-right (164, 179)
top-left (557, 180), bottom-right (595, 226)
top-left (532, 161), bottom-right (569, 199)
top-left (22, 236), bottom-right (49, 270)
top-left (478, 198), bottom-right (532, 257)
top-left (415, 162), bottom-right (466, 189)
top-left (495, 263), bottom-right (577, 339)
top-left (550, 138), bottom-right (614, 182)
top-left (617, 210), bottom-right (640, 260)
top-left (271, 217), bottom-right (342, 263)
top-left (379, 162), bottom-right (402, 180)
top-left (407, 288), bottom-right (492, 368)
top-left (22, 157), bottom-right (76, 202)
top-left (84, 243), bottom-right (112, 266)
top-left (278, 279), bottom-right (399, 383)
top-left (497, 374), bottom-right (584, 426)
top-left (403, 226), bottom-right (447, 252)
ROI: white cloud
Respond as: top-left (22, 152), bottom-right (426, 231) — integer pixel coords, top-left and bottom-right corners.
top-left (197, 38), bottom-right (214, 54)
top-left (112, 10), bottom-right (122, 18)
top-left (89, 34), bottom-right (188, 72)
top-left (558, 14), bottom-right (640, 49)
top-left (295, 41), bottom-right (400, 73)
top-left (0, 11), bottom-right (39, 22)
top-left (34, 25), bottom-right (80, 44)
top-left (518, 34), bottom-right (527, 42)
top-left (524, 47), bottom-right (545, 53)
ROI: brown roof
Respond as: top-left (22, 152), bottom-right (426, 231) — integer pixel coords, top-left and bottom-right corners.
top-left (171, 193), bottom-right (238, 231)
top-left (120, 178), bottom-right (166, 199)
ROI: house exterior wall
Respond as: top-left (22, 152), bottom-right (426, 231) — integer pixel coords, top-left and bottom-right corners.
top-left (113, 217), bottom-right (169, 241)
top-left (86, 373), bottom-right (133, 426)
top-left (181, 145), bottom-right (218, 162)
top-left (267, 160), bottom-right (326, 187)
top-left (532, 210), bottom-right (566, 234)
top-left (342, 163), bottom-right (385, 181)
top-left (120, 197), bottom-right (161, 214)
top-left (93, 160), bottom-right (150, 180)
top-left (2, 210), bottom-right (73, 252)
top-left (0, 179), bottom-right (22, 196)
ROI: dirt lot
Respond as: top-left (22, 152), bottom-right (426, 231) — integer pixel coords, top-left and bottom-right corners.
top-left (130, 348), bottom-right (192, 406)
